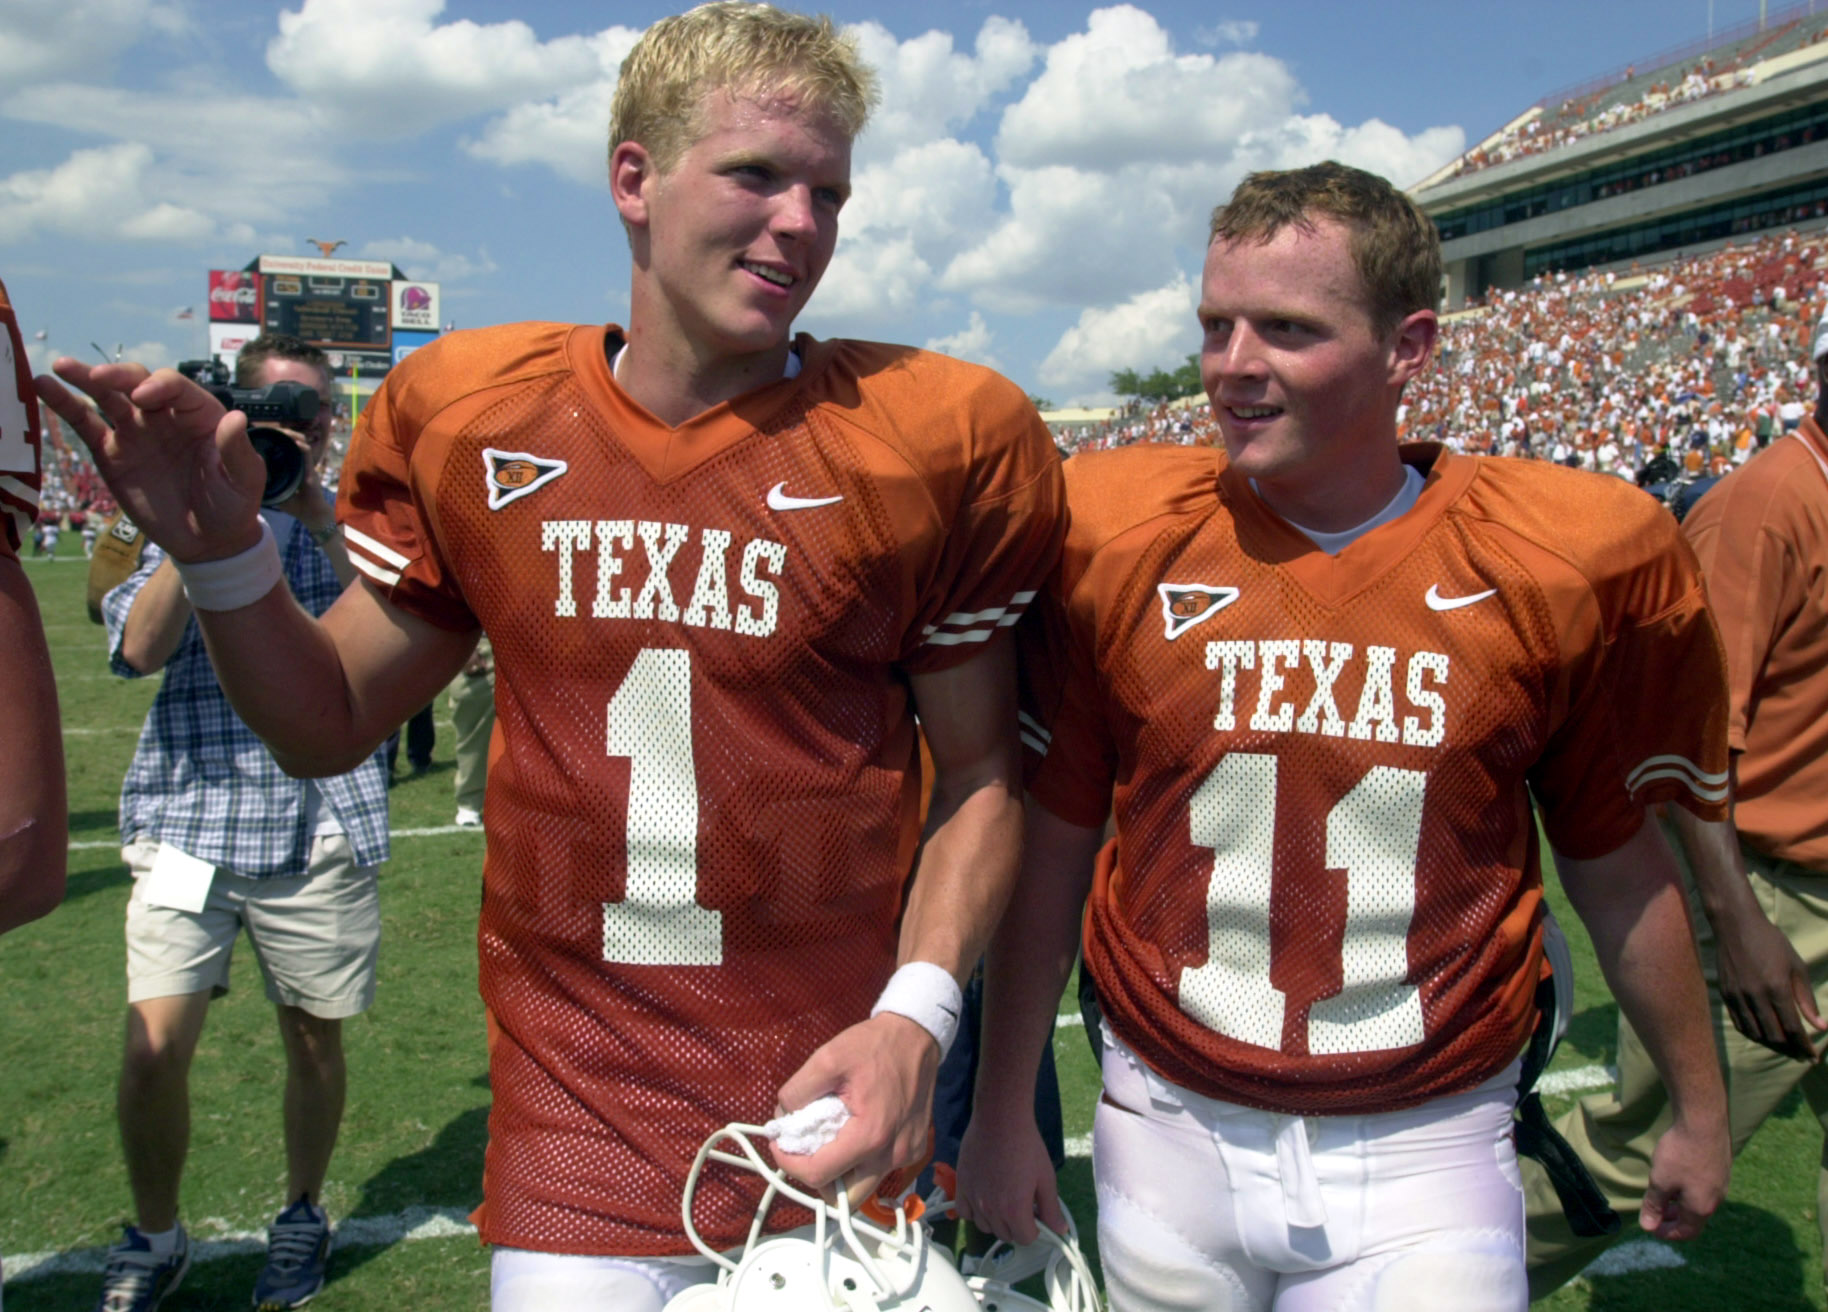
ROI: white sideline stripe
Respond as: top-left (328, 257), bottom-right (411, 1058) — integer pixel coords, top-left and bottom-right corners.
top-left (4, 1205), bottom-right (477, 1284)
top-left (1584, 1238), bottom-right (1686, 1276)
top-left (1064, 1133), bottom-right (1092, 1159)
top-left (1537, 1064), bottom-right (1616, 1097)
top-left (69, 824), bottom-right (483, 852)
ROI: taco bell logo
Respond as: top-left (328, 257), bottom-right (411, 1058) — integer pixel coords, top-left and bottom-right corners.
top-left (392, 280), bottom-right (438, 330)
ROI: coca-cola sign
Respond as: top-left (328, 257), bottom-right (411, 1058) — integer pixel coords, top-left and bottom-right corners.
top-left (208, 270), bottom-right (258, 323)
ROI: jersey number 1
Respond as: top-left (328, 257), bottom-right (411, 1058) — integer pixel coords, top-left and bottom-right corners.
top-left (1178, 753), bottom-right (1427, 1056)
top-left (601, 648), bottom-right (722, 966)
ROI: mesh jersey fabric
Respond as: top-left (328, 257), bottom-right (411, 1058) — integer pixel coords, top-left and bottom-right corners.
top-left (1021, 442), bottom-right (1729, 1117)
top-left (0, 277), bottom-right (42, 557)
top-left (1681, 419), bottom-right (1828, 867)
top-left (337, 322), bottom-right (1064, 1256)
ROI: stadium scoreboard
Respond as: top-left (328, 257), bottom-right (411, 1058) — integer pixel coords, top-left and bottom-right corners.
top-left (262, 272), bottom-right (391, 349)
top-left (208, 254), bottom-right (442, 384)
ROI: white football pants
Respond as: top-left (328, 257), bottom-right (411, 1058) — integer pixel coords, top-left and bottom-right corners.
top-left (491, 1246), bottom-right (718, 1311)
top-left (1094, 1034), bottom-right (1528, 1312)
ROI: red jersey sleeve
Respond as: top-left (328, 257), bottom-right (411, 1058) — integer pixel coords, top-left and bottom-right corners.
top-left (1526, 496), bottom-right (1730, 858)
top-left (338, 326), bottom-right (575, 632)
top-left (894, 363), bottom-right (1065, 675)
top-left (1019, 568), bottom-right (1116, 827)
top-left (0, 278), bottom-right (42, 559)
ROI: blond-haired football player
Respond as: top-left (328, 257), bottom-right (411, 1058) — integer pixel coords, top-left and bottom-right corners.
top-left (957, 161), bottom-right (1731, 1311)
top-left (37, 6), bottom-right (1063, 1309)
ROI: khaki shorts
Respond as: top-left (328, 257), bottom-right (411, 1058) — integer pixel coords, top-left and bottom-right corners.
top-left (124, 835), bottom-right (380, 1018)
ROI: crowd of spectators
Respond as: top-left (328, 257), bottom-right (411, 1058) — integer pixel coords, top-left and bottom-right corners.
top-left (1454, 60), bottom-right (1758, 179)
top-left (1052, 226), bottom-right (1828, 510)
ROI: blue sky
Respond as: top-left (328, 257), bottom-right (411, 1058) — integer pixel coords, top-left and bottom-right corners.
top-left (0, 1), bottom-right (1795, 404)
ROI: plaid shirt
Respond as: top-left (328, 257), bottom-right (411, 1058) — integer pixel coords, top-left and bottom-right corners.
top-left (105, 513), bottom-right (390, 878)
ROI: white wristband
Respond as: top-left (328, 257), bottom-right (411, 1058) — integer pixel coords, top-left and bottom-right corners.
top-left (870, 961), bottom-right (964, 1059)
top-left (174, 520), bottom-right (283, 611)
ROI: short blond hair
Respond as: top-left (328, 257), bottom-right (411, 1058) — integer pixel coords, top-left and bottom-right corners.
top-left (610, 2), bottom-right (878, 178)
top-left (1210, 162), bottom-right (1441, 336)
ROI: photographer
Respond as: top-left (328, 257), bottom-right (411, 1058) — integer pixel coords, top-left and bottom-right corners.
top-left (93, 333), bottom-right (387, 1312)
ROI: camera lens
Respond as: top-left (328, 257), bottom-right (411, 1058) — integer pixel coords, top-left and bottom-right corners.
top-left (246, 425), bottom-right (307, 506)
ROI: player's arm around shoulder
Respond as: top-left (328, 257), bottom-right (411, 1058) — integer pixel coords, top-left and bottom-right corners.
top-left (0, 548), bottom-right (65, 933)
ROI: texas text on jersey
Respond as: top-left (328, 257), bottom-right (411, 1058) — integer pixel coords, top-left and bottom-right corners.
top-left (1020, 441), bottom-right (1729, 1116)
top-left (336, 323), bottom-right (1065, 1256)
top-left (0, 277), bottom-right (43, 557)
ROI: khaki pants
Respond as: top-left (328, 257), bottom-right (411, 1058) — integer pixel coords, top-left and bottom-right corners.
top-left (1523, 826), bottom-right (1828, 1297)
top-left (448, 662), bottom-right (495, 814)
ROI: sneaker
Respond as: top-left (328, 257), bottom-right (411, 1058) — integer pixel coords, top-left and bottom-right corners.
top-left (454, 806), bottom-right (482, 828)
top-left (95, 1225), bottom-right (190, 1312)
top-left (252, 1195), bottom-right (331, 1309)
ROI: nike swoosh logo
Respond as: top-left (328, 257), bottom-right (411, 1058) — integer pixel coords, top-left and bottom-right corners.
top-left (767, 482), bottom-right (843, 512)
top-left (1426, 584), bottom-right (1497, 611)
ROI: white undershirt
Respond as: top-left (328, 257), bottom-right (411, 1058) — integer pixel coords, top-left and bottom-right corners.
top-left (1257, 464), bottom-right (1426, 556)
top-left (609, 343), bottom-right (802, 382)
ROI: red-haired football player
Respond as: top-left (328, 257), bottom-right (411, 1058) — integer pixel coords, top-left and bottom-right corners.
top-left (958, 162), bottom-right (1732, 1312)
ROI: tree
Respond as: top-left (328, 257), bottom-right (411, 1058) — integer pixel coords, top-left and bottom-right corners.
top-left (1110, 355), bottom-right (1202, 404)
top-left (1027, 394), bottom-right (1056, 412)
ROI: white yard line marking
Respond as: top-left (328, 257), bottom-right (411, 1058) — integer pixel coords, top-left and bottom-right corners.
top-left (1537, 1064), bottom-right (1616, 1097)
top-left (4, 1206), bottom-right (478, 1284)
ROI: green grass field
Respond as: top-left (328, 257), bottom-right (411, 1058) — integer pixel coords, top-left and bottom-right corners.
top-left (2, 538), bottom-right (1822, 1309)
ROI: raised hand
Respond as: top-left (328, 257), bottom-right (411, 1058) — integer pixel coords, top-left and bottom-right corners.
top-left (34, 360), bottom-right (265, 562)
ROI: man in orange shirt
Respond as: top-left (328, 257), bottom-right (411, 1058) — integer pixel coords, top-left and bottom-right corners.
top-left (1527, 314), bottom-right (1828, 1298)
top-left (957, 161), bottom-right (1730, 1311)
top-left (36, 6), bottom-right (1063, 1308)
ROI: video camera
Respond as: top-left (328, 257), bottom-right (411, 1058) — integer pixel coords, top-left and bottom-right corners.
top-left (176, 358), bottom-right (318, 506)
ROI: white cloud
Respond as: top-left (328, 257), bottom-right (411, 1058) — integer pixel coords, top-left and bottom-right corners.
top-left (465, 78), bottom-right (621, 185)
top-left (940, 163), bottom-right (1198, 313)
top-left (924, 311), bottom-right (1000, 370)
top-left (1038, 273), bottom-right (1198, 394)
top-left (846, 17), bottom-right (1037, 160)
top-left (935, 7), bottom-right (1463, 318)
top-left (267, 0), bottom-right (629, 140)
top-left (804, 233), bottom-right (932, 331)
top-left (358, 237), bottom-right (498, 283)
top-left (844, 139), bottom-right (999, 261)
top-left (118, 338), bottom-right (176, 370)
top-left (3, 84), bottom-right (340, 229)
top-left (0, 0), bottom-right (185, 86)
top-left (0, 144), bottom-right (217, 245)
top-left (1195, 20), bottom-right (1259, 48)
top-left (996, 7), bottom-right (1300, 172)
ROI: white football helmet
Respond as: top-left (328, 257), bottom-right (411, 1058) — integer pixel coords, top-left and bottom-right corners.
top-left (663, 1123), bottom-right (1101, 1312)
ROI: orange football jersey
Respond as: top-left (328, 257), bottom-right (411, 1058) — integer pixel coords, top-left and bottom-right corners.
top-left (0, 277), bottom-right (42, 557)
top-left (338, 323), bottom-right (1064, 1255)
top-left (1023, 442), bottom-right (1728, 1116)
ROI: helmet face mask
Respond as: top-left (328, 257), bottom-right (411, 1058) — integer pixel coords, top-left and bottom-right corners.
top-left (666, 1123), bottom-right (1102, 1312)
